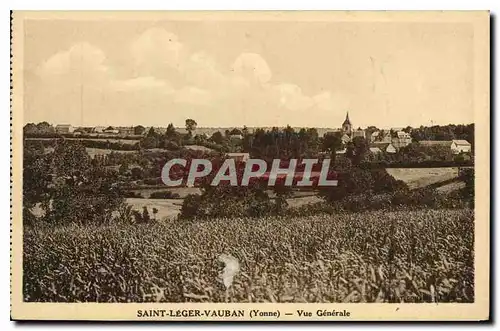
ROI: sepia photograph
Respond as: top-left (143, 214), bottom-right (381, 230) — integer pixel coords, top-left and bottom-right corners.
top-left (10, 11), bottom-right (489, 321)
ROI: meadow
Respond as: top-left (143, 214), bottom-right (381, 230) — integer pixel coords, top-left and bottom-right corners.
top-left (23, 209), bottom-right (474, 303)
top-left (386, 167), bottom-right (460, 189)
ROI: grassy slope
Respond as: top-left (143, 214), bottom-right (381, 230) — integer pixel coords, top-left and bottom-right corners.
top-left (386, 168), bottom-right (460, 190)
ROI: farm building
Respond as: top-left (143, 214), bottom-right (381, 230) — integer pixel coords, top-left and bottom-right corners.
top-left (55, 124), bottom-right (74, 134)
top-left (226, 152), bottom-right (250, 163)
top-left (451, 140), bottom-right (472, 154)
top-left (418, 140), bottom-right (452, 147)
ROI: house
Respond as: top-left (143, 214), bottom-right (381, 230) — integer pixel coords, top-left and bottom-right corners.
top-left (74, 127), bottom-right (93, 134)
top-left (229, 134), bottom-right (243, 140)
top-left (386, 143), bottom-right (397, 154)
top-left (380, 131), bottom-right (392, 143)
top-left (352, 129), bottom-right (366, 139)
top-left (370, 131), bottom-right (380, 142)
top-left (55, 124), bottom-right (73, 134)
top-left (396, 131), bottom-right (411, 140)
top-left (103, 128), bottom-right (119, 134)
top-left (392, 132), bottom-right (412, 149)
top-left (451, 140), bottom-right (472, 154)
top-left (118, 127), bottom-right (135, 136)
top-left (371, 142), bottom-right (389, 149)
top-left (92, 126), bottom-right (106, 133)
top-left (326, 129), bottom-right (342, 135)
top-left (341, 134), bottom-right (351, 144)
top-left (371, 142), bottom-right (396, 154)
top-left (369, 147), bottom-right (382, 154)
top-left (336, 148), bottom-right (347, 155)
top-left (226, 152), bottom-right (250, 163)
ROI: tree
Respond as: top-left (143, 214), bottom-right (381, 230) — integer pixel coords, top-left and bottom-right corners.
top-left (185, 119), bottom-right (197, 136)
top-left (210, 131), bottom-right (224, 144)
top-left (142, 206), bottom-right (150, 223)
top-left (23, 123), bottom-right (37, 135)
top-left (365, 126), bottom-right (379, 140)
top-left (346, 136), bottom-right (369, 165)
top-left (36, 121), bottom-right (54, 133)
top-left (134, 125), bottom-right (146, 135)
top-left (130, 166), bottom-right (144, 180)
top-left (23, 142), bottom-right (52, 226)
top-left (229, 128), bottom-right (242, 136)
top-left (37, 140), bottom-right (124, 225)
top-left (194, 134), bottom-right (207, 145)
top-left (140, 127), bottom-right (160, 148)
top-left (322, 133), bottom-right (342, 162)
top-left (166, 123), bottom-right (176, 138)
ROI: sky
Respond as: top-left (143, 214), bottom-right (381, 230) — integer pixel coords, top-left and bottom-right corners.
top-left (23, 17), bottom-right (474, 129)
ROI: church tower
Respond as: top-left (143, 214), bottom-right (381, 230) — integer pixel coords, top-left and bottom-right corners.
top-left (342, 112), bottom-right (352, 135)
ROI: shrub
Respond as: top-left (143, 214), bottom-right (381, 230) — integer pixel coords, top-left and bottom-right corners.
top-left (179, 183), bottom-right (276, 220)
top-left (123, 191), bottom-right (144, 198)
top-left (149, 191), bottom-right (181, 199)
top-left (180, 194), bottom-right (203, 219)
top-left (320, 168), bottom-right (407, 203)
top-left (143, 177), bottom-right (163, 185)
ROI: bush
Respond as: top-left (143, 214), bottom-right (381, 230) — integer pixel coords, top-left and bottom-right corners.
top-left (149, 191), bottom-right (181, 199)
top-left (319, 168), bottom-right (407, 203)
top-left (143, 177), bottom-right (163, 185)
top-left (123, 191), bottom-right (144, 198)
top-left (132, 206), bottom-right (155, 224)
top-left (180, 194), bottom-right (203, 219)
top-left (179, 184), bottom-right (276, 220)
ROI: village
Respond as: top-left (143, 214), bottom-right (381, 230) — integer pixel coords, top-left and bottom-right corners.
top-left (26, 111), bottom-right (472, 160)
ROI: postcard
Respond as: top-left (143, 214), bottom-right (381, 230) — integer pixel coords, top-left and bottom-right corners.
top-left (10, 10), bottom-right (490, 321)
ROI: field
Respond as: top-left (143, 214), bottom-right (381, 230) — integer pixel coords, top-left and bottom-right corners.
top-left (24, 209), bottom-right (474, 303)
top-left (44, 147), bottom-right (137, 158)
top-left (184, 145), bottom-right (215, 152)
top-left (26, 137), bottom-right (140, 145)
top-left (386, 168), bottom-right (460, 189)
top-left (129, 187), bottom-right (201, 199)
top-left (126, 198), bottom-right (182, 220)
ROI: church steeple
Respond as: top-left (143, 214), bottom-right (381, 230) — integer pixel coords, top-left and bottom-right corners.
top-left (342, 111), bottom-right (352, 135)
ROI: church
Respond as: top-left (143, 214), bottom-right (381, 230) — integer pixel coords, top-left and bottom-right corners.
top-left (340, 112), bottom-right (365, 143)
